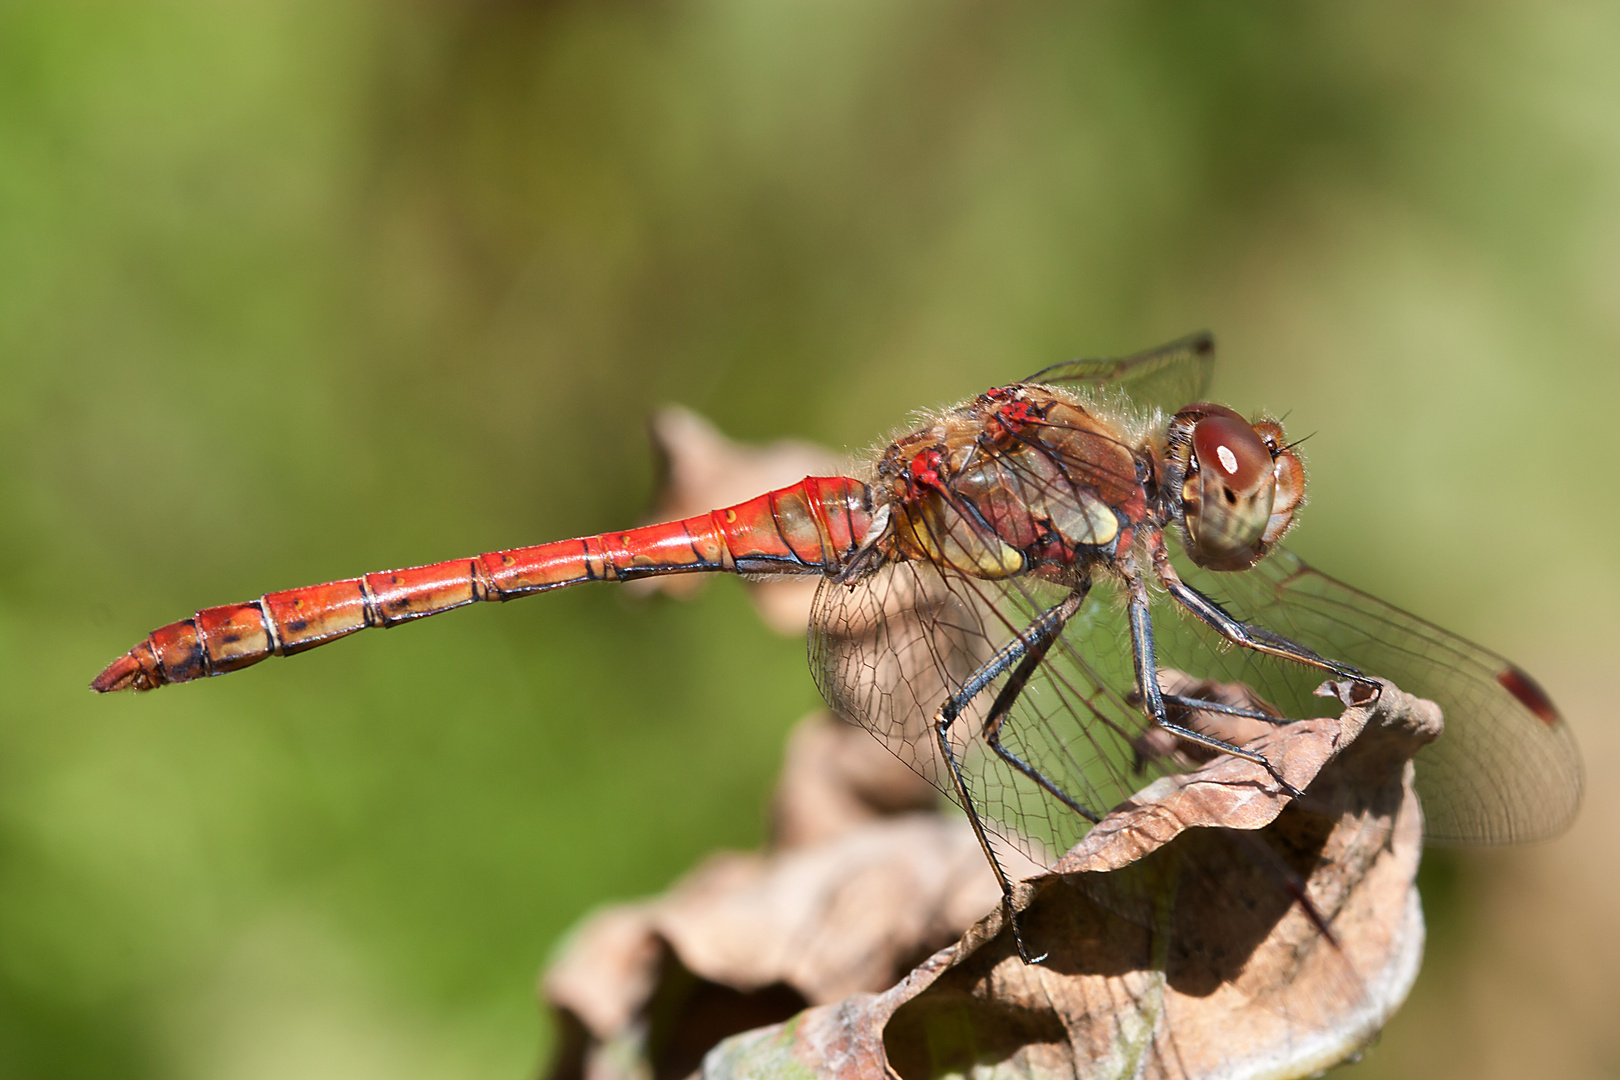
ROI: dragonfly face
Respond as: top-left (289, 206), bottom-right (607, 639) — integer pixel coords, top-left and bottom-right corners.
top-left (1160, 403), bottom-right (1306, 573)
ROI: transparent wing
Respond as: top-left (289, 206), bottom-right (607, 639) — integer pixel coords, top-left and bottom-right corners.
top-left (1170, 547), bottom-right (1583, 845)
top-left (1021, 331), bottom-right (1216, 416)
top-left (809, 538), bottom-right (1581, 862)
top-left (809, 562), bottom-right (1173, 866)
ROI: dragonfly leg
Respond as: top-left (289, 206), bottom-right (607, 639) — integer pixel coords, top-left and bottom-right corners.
top-left (933, 584), bottom-right (1090, 966)
top-left (1126, 572), bottom-right (1305, 800)
top-left (1149, 539), bottom-right (1373, 689)
top-left (1159, 694), bottom-right (1287, 725)
top-left (980, 630), bottom-right (1100, 824)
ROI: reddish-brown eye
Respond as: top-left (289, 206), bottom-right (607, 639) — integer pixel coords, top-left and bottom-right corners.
top-left (1182, 402), bottom-right (1245, 423)
top-left (1191, 415), bottom-right (1270, 493)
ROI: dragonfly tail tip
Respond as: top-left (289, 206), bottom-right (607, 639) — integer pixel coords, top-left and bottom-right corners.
top-left (90, 652), bottom-right (151, 693)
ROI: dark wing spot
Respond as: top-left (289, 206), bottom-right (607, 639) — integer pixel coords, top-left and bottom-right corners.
top-left (1497, 665), bottom-right (1562, 727)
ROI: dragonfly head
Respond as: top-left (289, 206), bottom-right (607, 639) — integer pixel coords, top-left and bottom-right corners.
top-left (1165, 404), bottom-right (1304, 571)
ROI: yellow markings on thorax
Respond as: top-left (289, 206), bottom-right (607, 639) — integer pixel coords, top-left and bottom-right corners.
top-left (1045, 490), bottom-right (1120, 548)
top-left (895, 495), bottom-right (1026, 580)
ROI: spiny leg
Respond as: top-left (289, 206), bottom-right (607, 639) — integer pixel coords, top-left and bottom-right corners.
top-left (1124, 571), bottom-right (1304, 799)
top-left (979, 611), bottom-right (1099, 824)
top-left (934, 585), bottom-right (1089, 965)
top-left (1122, 556), bottom-right (1342, 942)
top-left (1159, 695), bottom-right (1287, 724)
top-left (1163, 576), bottom-right (1368, 686)
top-left (1149, 536), bottom-right (1374, 691)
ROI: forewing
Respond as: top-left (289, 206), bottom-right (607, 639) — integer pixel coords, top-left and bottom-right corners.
top-left (1171, 546), bottom-right (1582, 844)
top-left (1022, 331), bottom-right (1215, 415)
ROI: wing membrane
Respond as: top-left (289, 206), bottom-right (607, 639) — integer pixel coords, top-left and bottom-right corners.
top-left (1173, 547), bottom-right (1582, 844)
top-left (810, 540), bottom-right (1581, 859)
top-left (1022, 331), bottom-right (1215, 416)
top-left (810, 563), bottom-right (1172, 865)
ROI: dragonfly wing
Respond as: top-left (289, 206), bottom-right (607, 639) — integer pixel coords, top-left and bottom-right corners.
top-left (1022, 331), bottom-right (1216, 415)
top-left (810, 563), bottom-right (1169, 866)
top-left (1173, 546), bottom-right (1583, 845)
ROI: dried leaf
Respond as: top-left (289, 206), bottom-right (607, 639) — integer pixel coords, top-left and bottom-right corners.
top-left (541, 713), bottom-right (1004, 1080)
top-left (770, 711), bottom-right (939, 849)
top-left (704, 680), bottom-right (1438, 1080)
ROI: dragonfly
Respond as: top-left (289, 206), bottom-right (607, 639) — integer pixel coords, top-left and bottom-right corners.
top-left (92, 333), bottom-right (1583, 964)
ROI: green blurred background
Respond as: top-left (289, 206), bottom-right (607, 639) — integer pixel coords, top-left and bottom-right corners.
top-left (3, 1), bottom-right (1617, 1076)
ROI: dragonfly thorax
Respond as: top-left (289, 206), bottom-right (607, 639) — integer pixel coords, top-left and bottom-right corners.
top-left (871, 385), bottom-right (1150, 581)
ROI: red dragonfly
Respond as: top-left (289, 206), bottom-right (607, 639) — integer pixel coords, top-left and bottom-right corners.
top-left (93, 334), bottom-right (1582, 963)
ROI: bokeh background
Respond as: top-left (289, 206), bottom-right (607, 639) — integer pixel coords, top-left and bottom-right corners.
top-left (3, 2), bottom-right (1617, 1076)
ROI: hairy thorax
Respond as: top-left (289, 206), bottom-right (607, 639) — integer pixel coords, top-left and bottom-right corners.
top-left (870, 385), bottom-right (1159, 584)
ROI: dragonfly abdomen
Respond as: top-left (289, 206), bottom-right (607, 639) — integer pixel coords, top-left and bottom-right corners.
top-left (92, 476), bottom-right (871, 692)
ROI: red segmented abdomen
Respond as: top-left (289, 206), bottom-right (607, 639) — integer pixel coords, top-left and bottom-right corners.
top-left (92, 476), bottom-right (871, 693)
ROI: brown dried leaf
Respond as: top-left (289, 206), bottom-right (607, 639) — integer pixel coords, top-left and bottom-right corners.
top-left (703, 680), bottom-right (1439, 1080)
top-left (628, 405), bottom-right (844, 635)
top-left (541, 712), bottom-right (1002, 1080)
top-left (770, 710), bottom-right (939, 849)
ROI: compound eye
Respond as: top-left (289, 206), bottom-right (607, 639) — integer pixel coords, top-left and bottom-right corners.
top-left (1181, 414), bottom-right (1277, 570)
top-left (1191, 415), bottom-right (1270, 495)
